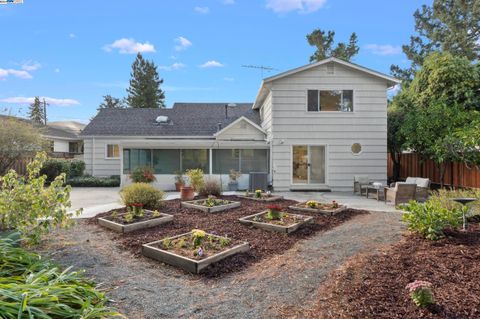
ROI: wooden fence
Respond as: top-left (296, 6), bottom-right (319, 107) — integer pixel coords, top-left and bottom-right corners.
top-left (4, 153), bottom-right (74, 176)
top-left (388, 153), bottom-right (480, 188)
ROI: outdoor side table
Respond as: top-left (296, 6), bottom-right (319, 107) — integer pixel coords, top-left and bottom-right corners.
top-left (364, 185), bottom-right (384, 201)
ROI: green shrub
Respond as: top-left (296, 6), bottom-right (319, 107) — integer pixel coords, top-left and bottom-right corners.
top-left (0, 236), bottom-right (123, 318)
top-left (130, 166), bottom-right (156, 183)
top-left (0, 152), bottom-right (79, 244)
top-left (186, 169), bottom-right (204, 190)
top-left (66, 175), bottom-right (120, 187)
top-left (199, 176), bottom-right (222, 197)
top-left (69, 159), bottom-right (85, 177)
top-left (120, 183), bottom-right (164, 209)
top-left (402, 200), bottom-right (462, 240)
top-left (429, 188), bottom-right (480, 215)
top-left (40, 158), bottom-right (71, 182)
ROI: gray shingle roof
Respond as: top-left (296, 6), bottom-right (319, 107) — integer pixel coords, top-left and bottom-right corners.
top-left (80, 103), bottom-right (259, 137)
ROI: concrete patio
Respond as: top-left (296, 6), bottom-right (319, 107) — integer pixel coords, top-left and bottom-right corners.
top-left (69, 187), bottom-right (401, 218)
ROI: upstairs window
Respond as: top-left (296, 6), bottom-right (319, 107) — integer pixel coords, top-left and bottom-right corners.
top-left (307, 90), bottom-right (353, 112)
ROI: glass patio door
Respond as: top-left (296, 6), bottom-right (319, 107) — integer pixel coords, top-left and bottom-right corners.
top-left (292, 145), bottom-right (325, 184)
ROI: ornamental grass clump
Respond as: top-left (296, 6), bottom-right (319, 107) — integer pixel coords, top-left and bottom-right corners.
top-left (0, 235), bottom-right (123, 318)
top-left (0, 152), bottom-right (79, 245)
top-left (405, 280), bottom-right (434, 307)
top-left (120, 183), bottom-right (164, 210)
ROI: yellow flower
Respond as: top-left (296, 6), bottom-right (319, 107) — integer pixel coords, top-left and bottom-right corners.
top-left (191, 229), bottom-right (206, 238)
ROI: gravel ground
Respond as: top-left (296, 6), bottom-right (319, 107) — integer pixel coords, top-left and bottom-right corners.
top-left (38, 210), bottom-right (404, 319)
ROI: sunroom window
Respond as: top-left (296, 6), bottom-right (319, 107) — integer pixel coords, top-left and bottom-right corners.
top-left (307, 90), bottom-right (353, 112)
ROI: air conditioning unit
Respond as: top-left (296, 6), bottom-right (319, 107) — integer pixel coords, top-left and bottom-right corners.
top-left (249, 172), bottom-right (268, 191)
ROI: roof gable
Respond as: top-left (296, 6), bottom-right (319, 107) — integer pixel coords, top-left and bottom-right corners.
top-left (214, 116), bottom-right (266, 140)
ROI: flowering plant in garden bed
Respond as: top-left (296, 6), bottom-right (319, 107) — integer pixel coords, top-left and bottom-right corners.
top-left (406, 280), bottom-right (434, 307)
top-left (159, 229), bottom-right (235, 260)
top-left (265, 204), bottom-right (283, 220)
top-left (130, 166), bottom-right (156, 183)
top-left (201, 196), bottom-right (231, 207)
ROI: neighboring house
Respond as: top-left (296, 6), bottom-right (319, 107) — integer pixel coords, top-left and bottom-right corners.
top-left (81, 57), bottom-right (399, 191)
top-left (45, 121), bottom-right (85, 157)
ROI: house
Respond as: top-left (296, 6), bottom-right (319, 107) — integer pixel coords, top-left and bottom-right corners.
top-left (81, 57), bottom-right (399, 191)
top-left (44, 121), bottom-right (85, 157)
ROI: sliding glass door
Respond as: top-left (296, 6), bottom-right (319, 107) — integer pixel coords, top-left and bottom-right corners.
top-left (292, 145), bottom-right (326, 184)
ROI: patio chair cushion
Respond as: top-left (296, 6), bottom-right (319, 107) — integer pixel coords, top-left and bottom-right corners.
top-left (354, 175), bottom-right (369, 184)
top-left (406, 177), bottom-right (430, 188)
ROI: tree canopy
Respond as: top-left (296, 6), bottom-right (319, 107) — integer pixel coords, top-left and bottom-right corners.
top-left (391, 0), bottom-right (480, 82)
top-left (98, 95), bottom-right (126, 110)
top-left (126, 53), bottom-right (166, 108)
top-left (306, 29), bottom-right (359, 62)
top-left (0, 117), bottom-right (47, 175)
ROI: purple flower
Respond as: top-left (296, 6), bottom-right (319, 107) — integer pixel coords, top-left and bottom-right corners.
top-left (197, 247), bottom-right (203, 257)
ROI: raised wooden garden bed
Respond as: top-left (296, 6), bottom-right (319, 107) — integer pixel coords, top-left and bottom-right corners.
top-left (238, 194), bottom-right (284, 202)
top-left (289, 201), bottom-right (347, 216)
top-left (239, 210), bottom-right (313, 234)
top-left (142, 231), bottom-right (250, 273)
top-left (98, 209), bottom-right (173, 233)
top-left (181, 198), bottom-right (240, 213)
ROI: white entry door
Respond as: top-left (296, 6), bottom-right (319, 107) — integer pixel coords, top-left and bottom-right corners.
top-left (292, 145), bottom-right (326, 184)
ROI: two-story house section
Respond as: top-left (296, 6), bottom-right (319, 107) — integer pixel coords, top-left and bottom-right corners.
top-left (253, 57), bottom-right (399, 191)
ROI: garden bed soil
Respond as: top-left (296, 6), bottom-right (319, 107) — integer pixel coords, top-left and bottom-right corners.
top-left (98, 209), bottom-right (173, 233)
top-left (142, 232), bottom-right (249, 273)
top-left (239, 211), bottom-right (313, 233)
top-left (295, 221), bottom-right (480, 318)
top-left (180, 199), bottom-right (241, 213)
top-left (289, 202), bottom-right (347, 216)
top-left (237, 194), bottom-right (284, 202)
top-left (89, 195), bottom-right (367, 277)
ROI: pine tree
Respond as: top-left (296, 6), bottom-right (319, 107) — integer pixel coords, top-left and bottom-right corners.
top-left (28, 96), bottom-right (45, 125)
top-left (306, 29), bottom-right (359, 62)
top-left (98, 95), bottom-right (126, 110)
top-left (126, 53), bottom-right (165, 108)
top-left (391, 0), bottom-right (480, 83)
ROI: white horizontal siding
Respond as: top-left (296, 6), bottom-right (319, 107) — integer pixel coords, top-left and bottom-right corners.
top-left (269, 61), bottom-right (388, 191)
top-left (83, 138), bottom-right (121, 177)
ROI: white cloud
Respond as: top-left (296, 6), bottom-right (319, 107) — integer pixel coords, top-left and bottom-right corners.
top-left (0, 97), bottom-right (80, 106)
top-left (158, 62), bottom-right (186, 71)
top-left (365, 44), bottom-right (402, 56)
top-left (69, 33), bottom-right (76, 38)
top-left (223, 77), bottom-right (235, 82)
top-left (103, 38), bottom-right (156, 54)
top-left (199, 60), bottom-right (224, 68)
top-left (0, 68), bottom-right (32, 80)
top-left (21, 61), bottom-right (41, 71)
top-left (54, 68), bottom-right (60, 73)
top-left (194, 6), bottom-right (210, 14)
top-left (174, 36), bottom-right (192, 51)
top-left (266, 0), bottom-right (327, 14)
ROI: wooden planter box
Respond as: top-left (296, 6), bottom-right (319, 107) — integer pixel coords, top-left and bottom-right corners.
top-left (289, 202), bottom-right (347, 216)
top-left (181, 200), bottom-right (241, 213)
top-left (98, 210), bottom-right (173, 233)
top-left (239, 211), bottom-right (313, 234)
top-left (142, 233), bottom-right (250, 274)
top-left (237, 194), bottom-right (284, 202)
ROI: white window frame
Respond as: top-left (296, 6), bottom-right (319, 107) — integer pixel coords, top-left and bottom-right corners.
top-left (105, 144), bottom-right (120, 159)
top-left (306, 89), bottom-right (354, 113)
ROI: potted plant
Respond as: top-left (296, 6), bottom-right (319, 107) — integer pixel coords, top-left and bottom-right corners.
top-left (174, 171), bottom-right (185, 191)
top-left (180, 169), bottom-right (204, 201)
top-left (228, 169), bottom-right (241, 191)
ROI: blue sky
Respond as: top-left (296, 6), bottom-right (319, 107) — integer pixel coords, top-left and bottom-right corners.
top-left (0, 0), bottom-right (430, 123)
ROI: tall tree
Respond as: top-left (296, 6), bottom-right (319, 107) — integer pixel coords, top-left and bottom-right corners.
top-left (98, 95), bottom-right (126, 110)
top-left (306, 29), bottom-right (359, 62)
top-left (392, 0), bottom-right (480, 82)
top-left (126, 53), bottom-right (165, 108)
top-left (28, 96), bottom-right (45, 125)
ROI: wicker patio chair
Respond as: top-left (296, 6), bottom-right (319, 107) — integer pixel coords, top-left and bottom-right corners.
top-left (384, 182), bottom-right (417, 205)
top-left (353, 175), bottom-right (370, 195)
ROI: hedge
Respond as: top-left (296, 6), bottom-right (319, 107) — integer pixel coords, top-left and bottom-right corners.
top-left (40, 158), bottom-right (85, 182)
top-left (66, 175), bottom-right (120, 187)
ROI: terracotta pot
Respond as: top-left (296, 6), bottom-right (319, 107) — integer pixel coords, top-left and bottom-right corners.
top-left (180, 186), bottom-right (195, 201)
top-left (175, 182), bottom-right (184, 192)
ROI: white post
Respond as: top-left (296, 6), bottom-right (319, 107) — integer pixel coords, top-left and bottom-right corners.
top-left (209, 148), bottom-right (213, 175)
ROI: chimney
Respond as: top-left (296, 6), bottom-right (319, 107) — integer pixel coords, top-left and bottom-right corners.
top-left (217, 123), bottom-right (223, 132)
top-left (225, 103), bottom-right (237, 119)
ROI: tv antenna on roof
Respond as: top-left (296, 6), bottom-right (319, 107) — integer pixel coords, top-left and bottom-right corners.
top-left (241, 64), bottom-right (278, 78)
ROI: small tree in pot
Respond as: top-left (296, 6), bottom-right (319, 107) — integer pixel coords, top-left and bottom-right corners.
top-left (228, 169), bottom-right (241, 191)
top-left (181, 169), bottom-right (204, 201)
top-left (174, 171), bottom-right (185, 191)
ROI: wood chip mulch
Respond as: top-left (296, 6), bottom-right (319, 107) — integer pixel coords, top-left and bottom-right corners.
top-left (297, 221), bottom-right (480, 319)
top-left (88, 195), bottom-right (366, 277)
